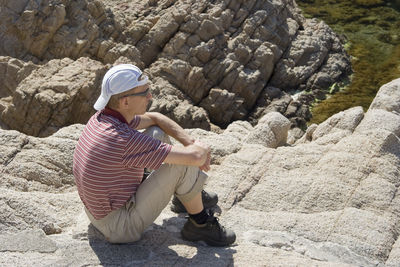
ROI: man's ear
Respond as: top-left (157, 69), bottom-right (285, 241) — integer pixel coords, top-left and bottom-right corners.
top-left (119, 97), bottom-right (129, 108)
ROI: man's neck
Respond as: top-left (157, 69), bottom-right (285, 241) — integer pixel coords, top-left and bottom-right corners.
top-left (117, 109), bottom-right (135, 124)
top-left (103, 107), bottom-right (134, 124)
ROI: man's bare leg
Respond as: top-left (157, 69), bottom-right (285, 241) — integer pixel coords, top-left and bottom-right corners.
top-left (182, 192), bottom-right (204, 214)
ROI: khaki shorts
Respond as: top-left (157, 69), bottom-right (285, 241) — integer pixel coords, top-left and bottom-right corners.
top-left (85, 126), bottom-right (207, 243)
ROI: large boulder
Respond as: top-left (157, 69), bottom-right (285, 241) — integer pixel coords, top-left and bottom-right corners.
top-left (0, 124), bottom-right (84, 235)
top-left (245, 112), bottom-right (291, 148)
top-left (0, 0), bottom-right (143, 66)
top-left (146, 0), bottom-right (350, 128)
top-left (0, 56), bottom-right (38, 99)
top-left (369, 78), bottom-right (400, 113)
top-left (1, 57), bottom-right (107, 137)
top-left (310, 106), bottom-right (364, 144)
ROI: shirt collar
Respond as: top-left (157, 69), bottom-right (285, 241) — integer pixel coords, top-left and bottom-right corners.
top-left (102, 107), bottom-right (128, 124)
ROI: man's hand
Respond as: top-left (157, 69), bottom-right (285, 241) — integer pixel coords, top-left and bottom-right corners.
top-left (194, 140), bottom-right (211, 172)
top-left (199, 150), bottom-right (211, 172)
top-left (164, 139), bottom-right (212, 170)
top-left (140, 113), bottom-right (212, 170)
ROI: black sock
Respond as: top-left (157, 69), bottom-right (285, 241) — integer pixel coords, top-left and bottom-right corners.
top-left (189, 208), bottom-right (209, 225)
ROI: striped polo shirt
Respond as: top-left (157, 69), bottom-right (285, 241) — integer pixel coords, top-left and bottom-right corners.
top-left (73, 109), bottom-right (172, 219)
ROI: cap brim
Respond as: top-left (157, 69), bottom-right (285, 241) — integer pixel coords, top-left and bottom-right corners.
top-left (93, 93), bottom-right (111, 111)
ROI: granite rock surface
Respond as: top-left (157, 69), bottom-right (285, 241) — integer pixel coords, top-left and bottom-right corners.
top-left (1, 79), bottom-right (399, 266)
top-left (0, 0), bottom-right (351, 136)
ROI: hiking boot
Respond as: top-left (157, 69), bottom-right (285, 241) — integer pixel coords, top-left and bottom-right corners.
top-left (181, 214), bottom-right (236, 247)
top-left (171, 190), bottom-right (218, 213)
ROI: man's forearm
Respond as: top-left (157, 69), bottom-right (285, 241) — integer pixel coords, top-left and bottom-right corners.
top-left (164, 143), bottom-right (208, 167)
top-left (148, 112), bottom-right (194, 146)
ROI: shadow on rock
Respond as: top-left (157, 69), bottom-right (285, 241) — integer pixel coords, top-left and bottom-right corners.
top-left (87, 217), bottom-right (236, 266)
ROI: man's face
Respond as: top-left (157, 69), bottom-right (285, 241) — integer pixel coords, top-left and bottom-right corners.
top-left (119, 83), bottom-right (152, 115)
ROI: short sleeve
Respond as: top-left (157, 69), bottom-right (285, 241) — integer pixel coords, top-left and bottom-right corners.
top-left (122, 131), bottom-right (172, 169)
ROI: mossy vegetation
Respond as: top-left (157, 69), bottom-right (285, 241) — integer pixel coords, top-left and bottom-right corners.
top-left (297, 0), bottom-right (400, 124)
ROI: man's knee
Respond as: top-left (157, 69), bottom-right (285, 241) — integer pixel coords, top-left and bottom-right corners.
top-left (143, 126), bottom-right (171, 144)
top-left (175, 166), bottom-right (207, 203)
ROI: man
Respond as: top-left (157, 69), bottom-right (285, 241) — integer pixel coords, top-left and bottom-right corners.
top-left (73, 64), bottom-right (236, 246)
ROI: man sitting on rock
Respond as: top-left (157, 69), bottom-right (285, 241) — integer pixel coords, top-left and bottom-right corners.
top-left (73, 64), bottom-right (235, 246)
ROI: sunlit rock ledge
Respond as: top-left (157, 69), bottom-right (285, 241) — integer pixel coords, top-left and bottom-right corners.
top-left (0, 78), bottom-right (399, 266)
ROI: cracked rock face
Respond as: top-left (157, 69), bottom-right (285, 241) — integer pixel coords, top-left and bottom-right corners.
top-left (0, 0), bottom-right (351, 136)
top-left (1, 57), bottom-right (107, 136)
top-left (1, 79), bottom-right (400, 266)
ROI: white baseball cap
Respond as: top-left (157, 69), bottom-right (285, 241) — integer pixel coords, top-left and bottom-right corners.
top-left (94, 64), bottom-right (149, 111)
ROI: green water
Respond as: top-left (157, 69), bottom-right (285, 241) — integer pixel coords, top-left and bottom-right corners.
top-left (297, 0), bottom-right (400, 124)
